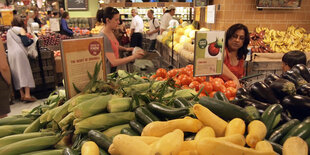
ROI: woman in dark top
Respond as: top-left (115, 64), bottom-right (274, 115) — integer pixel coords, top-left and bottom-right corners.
top-left (60, 12), bottom-right (74, 37)
top-left (7, 16), bottom-right (36, 102)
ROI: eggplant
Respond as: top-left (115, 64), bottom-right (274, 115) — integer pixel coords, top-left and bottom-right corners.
top-left (249, 82), bottom-right (280, 104)
top-left (264, 73), bottom-right (280, 86)
top-left (281, 95), bottom-right (310, 120)
top-left (236, 88), bottom-right (251, 99)
top-left (270, 78), bottom-right (296, 100)
top-left (296, 83), bottom-right (310, 97)
top-left (281, 70), bottom-right (307, 87)
top-left (291, 64), bottom-right (310, 82)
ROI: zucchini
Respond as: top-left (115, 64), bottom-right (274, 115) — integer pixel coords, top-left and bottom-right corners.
top-left (120, 127), bottom-right (139, 136)
top-left (63, 147), bottom-right (79, 155)
top-left (305, 136), bottom-right (310, 151)
top-left (147, 102), bottom-right (189, 119)
top-left (88, 130), bottom-right (112, 151)
top-left (260, 104), bottom-right (283, 136)
top-left (244, 106), bottom-right (260, 120)
top-left (102, 124), bottom-right (129, 139)
top-left (280, 117), bottom-right (310, 145)
top-left (268, 119), bottom-right (300, 143)
top-left (267, 140), bottom-right (283, 155)
top-left (213, 91), bottom-right (229, 103)
top-left (173, 97), bottom-right (193, 108)
top-left (135, 107), bottom-right (160, 125)
top-left (99, 147), bottom-right (109, 155)
top-left (198, 96), bottom-right (253, 123)
top-left (20, 149), bottom-right (63, 155)
top-left (129, 120), bottom-right (144, 135)
top-left (272, 114), bottom-right (281, 129)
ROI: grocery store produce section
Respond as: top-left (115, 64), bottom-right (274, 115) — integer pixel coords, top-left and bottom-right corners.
top-left (0, 61), bottom-right (309, 154)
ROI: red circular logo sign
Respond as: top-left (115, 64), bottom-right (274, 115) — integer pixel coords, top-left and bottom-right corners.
top-left (88, 41), bottom-right (101, 56)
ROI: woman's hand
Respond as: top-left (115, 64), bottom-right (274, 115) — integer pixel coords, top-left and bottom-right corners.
top-left (132, 49), bottom-right (145, 59)
top-left (233, 78), bottom-right (241, 89)
top-left (126, 47), bottom-right (134, 52)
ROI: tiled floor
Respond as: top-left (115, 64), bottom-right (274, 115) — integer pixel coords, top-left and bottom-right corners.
top-left (8, 99), bottom-right (44, 116)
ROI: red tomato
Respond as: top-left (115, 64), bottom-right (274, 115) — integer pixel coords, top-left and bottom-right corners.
top-left (156, 68), bottom-right (167, 78)
top-left (174, 79), bottom-right (181, 88)
top-left (177, 74), bottom-right (187, 80)
top-left (178, 68), bottom-right (187, 75)
top-left (199, 82), bottom-right (213, 94)
top-left (229, 97), bottom-right (235, 101)
top-left (167, 69), bottom-right (178, 78)
top-left (155, 77), bottom-right (163, 81)
top-left (199, 92), bottom-right (206, 98)
top-left (199, 76), bottom-right (207, 82)
top-left (180, 75), bottom-right (192, 86)
top-left (181, 85), bottom-right (190, 89)
top-left (162, 78), bottom-right (168, 81)
top-left (208, 42), bottom-right (220, 56)
top-left (209, 76), bottom-right (214, 82)
top-left (223, 89), bottom-right (232, 98)
top-left (212, 80), bottom-right (224, 92)
top-left (225, 80), bottom-right (237, 88)
top-left (189, 81), bottom-right (200, 91)
top-left (226, 87), bottom-right (237, 97)
top-left (213, 78), bottom-right (225, 85)
top-left (209, 91), bottom-right (217, 98)
top-left (141, 76), bottom-right (147, 79)
top-left (219, 85), bottom-right (227, 92)
top-left (150, 74), bottom-right (157, 79)
top-left (186, 64), bottom-right (194, 70)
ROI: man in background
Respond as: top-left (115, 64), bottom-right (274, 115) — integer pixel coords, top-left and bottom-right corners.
top-left (160, 5), bottom-right (175, 34)
top-left (146, 9), bottom-right (159, 52)
top-left (130, 8), bottom-right (144, 48)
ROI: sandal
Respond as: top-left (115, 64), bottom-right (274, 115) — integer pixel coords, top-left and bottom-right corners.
top-left (23, 96), bottom-right (37, 102)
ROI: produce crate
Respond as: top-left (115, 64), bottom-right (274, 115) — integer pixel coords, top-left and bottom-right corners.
top-left (245, 61), bottom-right (283, 87)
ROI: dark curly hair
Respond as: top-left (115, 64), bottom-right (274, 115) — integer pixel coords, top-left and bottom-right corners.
top-left (225, 23), bottom-right (250, 60)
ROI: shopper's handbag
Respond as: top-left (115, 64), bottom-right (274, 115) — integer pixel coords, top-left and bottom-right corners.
top-left (121, 33), bottom-right (130, 45)
top-left (27, 33), bottom-right (38, 59)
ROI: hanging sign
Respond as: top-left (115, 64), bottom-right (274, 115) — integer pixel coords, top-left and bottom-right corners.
top-left (206, 5), bottom-right (215, 24)
top-left (193, 31), bottom-right (225, 76)
top-left (61, 37), bottom-right (106, 98)
top-left (49, 18), bottom-right (60, 32)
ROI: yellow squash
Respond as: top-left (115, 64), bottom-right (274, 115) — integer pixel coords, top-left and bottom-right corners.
top-left (151, 129), bottom-right (184, 155)
top-left (193, 104), bottom-right (228, 137)
top-left (194, 126), bottom-right (215, 141)
top-left (283, 137), bottom-right (308, 155)
top-left (225, 118), bottom-right (246, 136)
top-left (255, 141), bottom-right (274, 152)
top-left (179, 140), bottom-right (197, 152)
top-left (246, 120), bottom-right (267, 148)
top-left (81, 141), bottom-right (99, 155)
top-left (112, 134), bottom-right (151, 155)
top-left (218, 134), bottom-right (246, 146)
top-left (196, 138), bottom-right (277, 155)
top-left (142, 117), bottom-right (203, 137)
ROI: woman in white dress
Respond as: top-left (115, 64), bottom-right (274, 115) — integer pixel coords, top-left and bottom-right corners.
top-left (7, 16), bottom-right (36, 102)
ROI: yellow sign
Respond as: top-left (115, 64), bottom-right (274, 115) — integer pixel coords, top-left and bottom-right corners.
top-left (1, 11), bottom-right (13, 26)
top-left (195, 7), bottom-right (201, 21)
top-left (61, 37), bottom-right (106, 98)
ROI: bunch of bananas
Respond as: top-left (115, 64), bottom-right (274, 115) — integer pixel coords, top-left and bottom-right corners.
top-left (255, 26), bottom-right (310, 53)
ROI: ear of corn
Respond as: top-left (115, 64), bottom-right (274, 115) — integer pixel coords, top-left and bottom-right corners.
top-left (24, 116), bottom-right (42, 133)
top-left (0, 132), bottom-right (55, 148)
top-left (52, 102), bottom-right (70, 123)
top-left (59, 113), bottom-right (75, 130)
top-left (0, 115), bottom-right (33, 125)
top-left (74, 112), bottom-right (135, 134)
top-left (0, 124), bottom-right (29, 138)
top-left (20, 149), bottom-right (64, 155)
top-left (40, 110), bottom-right (50, 123)
top-left (67, 93), bottom-right (100, 112)
top-left (163, 89), bottom-right (197, 100)
top-left (72, 95), bottom-right (113, 119)
top-left (0, 135), bottom-right (62, 155)
top-left (46, 106), bottom-right (63, 122)
top-left (107, 97), bottom-right (132, 113)
top-left (102, 124), bottom-right (130, 139)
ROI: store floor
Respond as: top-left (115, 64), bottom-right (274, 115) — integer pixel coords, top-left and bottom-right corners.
top-left (8, 99), bottom-right (43, 116)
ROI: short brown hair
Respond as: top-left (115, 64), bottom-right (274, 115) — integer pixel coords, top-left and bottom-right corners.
top-left (11, 16), bottom-right (25, 28)
top-left (62, 12), bottom-right (69, 19)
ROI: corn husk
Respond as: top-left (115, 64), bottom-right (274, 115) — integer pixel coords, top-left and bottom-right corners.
top-left (59, 113), bottom-right (75, 130)
top-left (72, 95), bottom-right (113, 119)
top-left (0, 125), bottom-right (29, 138)
top-left (74, 112), bottom-right (135, 134)
top-left (67, 93), bottom-right (100, 112)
